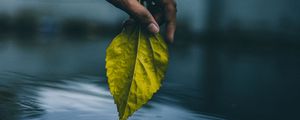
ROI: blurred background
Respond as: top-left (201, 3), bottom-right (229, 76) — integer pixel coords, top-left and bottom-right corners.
top-left (0, 0), bottom-right (300, 120)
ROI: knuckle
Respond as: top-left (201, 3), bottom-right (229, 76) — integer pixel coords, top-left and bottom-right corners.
top-left (123, 0), bottom-right (135, 7)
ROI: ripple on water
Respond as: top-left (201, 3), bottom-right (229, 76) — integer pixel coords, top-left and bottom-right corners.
top-left (0, 72), bottom-right (224, 120)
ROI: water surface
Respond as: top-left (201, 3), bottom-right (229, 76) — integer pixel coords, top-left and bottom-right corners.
top-left (0, 36), bottom-right (299, 120)
top-left (0, 37), bottom-right (223, 120)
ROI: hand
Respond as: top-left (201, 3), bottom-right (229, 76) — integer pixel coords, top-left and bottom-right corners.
top-left (107, 0), bottom-right (177, 43)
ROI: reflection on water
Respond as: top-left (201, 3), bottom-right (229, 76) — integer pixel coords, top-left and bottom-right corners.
top-left (0, 72), bottom-right (218, 120)
top-left (0, 37), bottom-right (223, 120)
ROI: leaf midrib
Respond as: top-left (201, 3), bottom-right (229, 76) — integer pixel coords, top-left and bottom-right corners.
top-left (120, 25), bottom-right (142, 119)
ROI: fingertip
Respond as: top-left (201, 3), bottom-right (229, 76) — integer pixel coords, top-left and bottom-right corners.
top-left (147, 23), bottom-right (160, 34)
top-left (166, 23), bottom-right (176, 43)
top-left (166, 33), bottom-right (174, 43)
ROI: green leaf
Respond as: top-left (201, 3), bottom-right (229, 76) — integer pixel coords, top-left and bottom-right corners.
top-left (106, 24), bottom-right (169, 120)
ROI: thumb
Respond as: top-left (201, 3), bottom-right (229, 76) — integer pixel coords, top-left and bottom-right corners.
top-left (120, 0), bottom-right (160, 33)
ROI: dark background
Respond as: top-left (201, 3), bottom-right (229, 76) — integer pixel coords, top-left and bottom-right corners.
top-left (0, 0), bottom-right (299, 120)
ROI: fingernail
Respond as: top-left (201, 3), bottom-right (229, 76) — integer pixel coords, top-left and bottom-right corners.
top-left (147, 23), bottom-right (159, 33)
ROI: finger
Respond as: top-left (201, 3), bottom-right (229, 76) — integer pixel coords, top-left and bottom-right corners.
top-left (163, 0), bottom-right (177, 43)
top-left (108, 0), bottom-right (160, 34)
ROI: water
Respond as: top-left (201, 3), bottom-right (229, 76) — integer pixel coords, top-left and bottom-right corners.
top-left (0, 36), bottom-right (299, 120)
top-left (0, 36), bottom-right (223, 120)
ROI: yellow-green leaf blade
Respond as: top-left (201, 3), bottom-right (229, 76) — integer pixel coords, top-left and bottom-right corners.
top-left (106, 24), bottom-right (169, 120)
